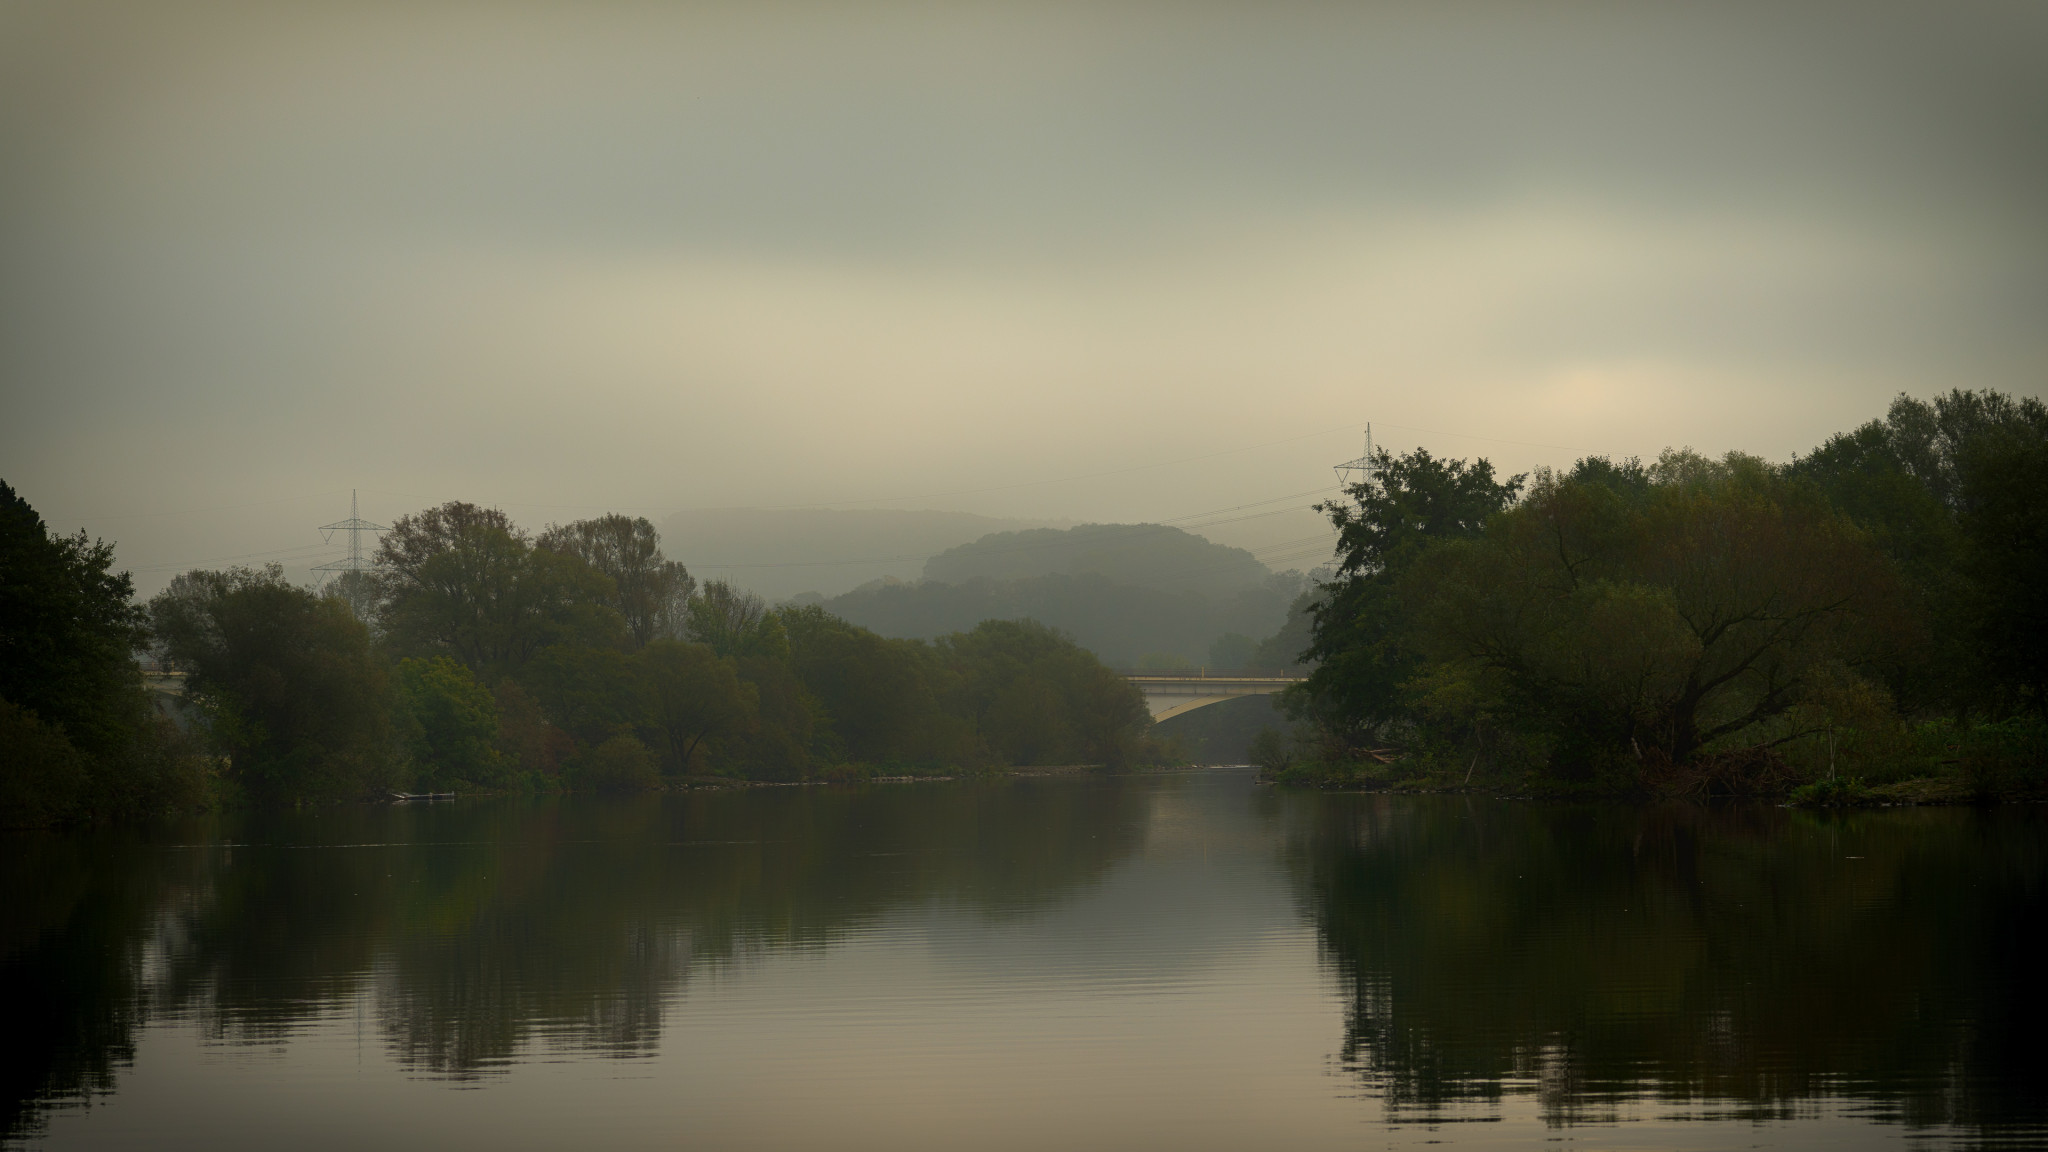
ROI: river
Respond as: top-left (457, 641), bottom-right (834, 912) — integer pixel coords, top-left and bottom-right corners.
top-left (3, 769), bottom-right (2043, 1150)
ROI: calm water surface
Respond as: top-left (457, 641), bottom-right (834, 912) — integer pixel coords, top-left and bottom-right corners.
top-left (4, 769), bottom-right (2044, 1150)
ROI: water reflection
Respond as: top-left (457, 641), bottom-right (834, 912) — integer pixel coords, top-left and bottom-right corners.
top-left (1284, 796), bottom-right (2048, 1139)
top-left (8, 779), bottom-right (2047, 1150)
top-left (1, 779), bottom-right (1149, 1138)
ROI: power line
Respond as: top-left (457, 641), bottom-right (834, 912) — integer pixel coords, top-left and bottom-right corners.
top-left (69, 489), bottom-right (349, 524)
top-left (128, 542), bottom-right (337, 573)
top-left (745, 422), bottom-right (1362, 513)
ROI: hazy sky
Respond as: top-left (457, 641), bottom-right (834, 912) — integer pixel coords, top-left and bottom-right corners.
top-left (4, 0), bottom-right (2044, 596)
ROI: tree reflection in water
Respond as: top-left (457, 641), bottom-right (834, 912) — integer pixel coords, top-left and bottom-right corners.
top-left (1284, 796), bottom-right (2048, 1139)
top-left (0, 779), bottom-right (1148, 1138)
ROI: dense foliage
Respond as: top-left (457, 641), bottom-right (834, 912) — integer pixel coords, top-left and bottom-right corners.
top-left (1278, 390), bottom-right (2048, 795)
top-left (0, 482), bottom-right (205, 826)
top-left (151, 566), bottom-right (397, 805)
top-left (0, 486), bottom-right (1160, 822)
top-left (359, 508), bottom-right (1161, 792)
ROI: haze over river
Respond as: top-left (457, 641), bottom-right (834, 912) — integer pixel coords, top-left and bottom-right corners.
top-left (5, 770), bottom-right (2043, 1150)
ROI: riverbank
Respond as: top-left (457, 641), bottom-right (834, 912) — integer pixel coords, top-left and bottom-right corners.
top-left (1261, 718), bottom-right (2048, 807)
top-left (1261, 764), bottom-right (2045, 805)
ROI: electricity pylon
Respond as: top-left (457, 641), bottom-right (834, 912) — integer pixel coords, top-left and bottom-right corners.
top-left (1334, 423), bottom-right (1380, 492)
top-left (312, 490), bottom-right (387, 588)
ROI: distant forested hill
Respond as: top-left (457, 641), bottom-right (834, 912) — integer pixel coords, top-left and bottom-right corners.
top-left (659, 508), bottom-right (1063, 601)
top-left (818, 570), bottom-right (1308, 668)
top-left (923, 523), bottom-right (1267, 600)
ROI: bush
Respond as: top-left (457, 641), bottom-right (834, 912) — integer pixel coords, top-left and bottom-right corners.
top-left (1789, 776), bottom-right (1875, 808)
top-left (1956, 719), bottom-right (2048, 800)
top-left (569, 734), bottom-right (662, 794)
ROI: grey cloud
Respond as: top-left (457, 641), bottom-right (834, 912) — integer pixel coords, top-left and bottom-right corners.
top-left (1, 1), bottom-right (2043, 596)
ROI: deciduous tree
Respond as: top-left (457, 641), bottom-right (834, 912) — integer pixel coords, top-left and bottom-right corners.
top-left (150, 565), bottom-right (396, 803)
top-left (537, 514), bottom-right (695, 648)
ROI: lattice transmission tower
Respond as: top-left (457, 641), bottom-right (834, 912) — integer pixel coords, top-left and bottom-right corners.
top-left (1334, 423), bottom-right (1381, 492)
top-left (312, 490), bottom-right (387, 588)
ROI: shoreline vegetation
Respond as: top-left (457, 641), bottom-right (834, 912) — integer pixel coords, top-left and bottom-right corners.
top-left (3, 388), bottom-right (2043, 825)
top-left (1, 491), bottom-right (1176, 827)
top-left (1250, 388), bottom-right (2047, 809)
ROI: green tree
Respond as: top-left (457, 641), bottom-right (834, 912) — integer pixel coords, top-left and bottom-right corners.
top-left (517, 644), bottom-right (644, 749)
top-left (1409, 453), bottom-right (1903, 777)
top-left (1294, 448), bottom-right (1524, 753)
top-left (394, 657), bottom-right (504, 788)
top-left (633, 640), bottom-right (755, 776)
top-left (150, 565), bottom-right (397, 803)
top-left (723, 653), bottom-right (817, 780)
top-left (686, 580), bottom-right (786, 660)
top-left (0, 481), bottom-right (201, 824)
top-left (1792, 388), bottom-right (2048, 714)
top-left (1958, 425), bottom-right (2048, 714)
top-left (782, 605), bottom-right (969, 767)
top-left (375, 502), bottom-right (624, 675)
top-left (0, 482), bottom-right (149, 756)
top-left (938, 619), bottom-right (1155, 768)
top-left (537, 514), bottom-right (695, 648)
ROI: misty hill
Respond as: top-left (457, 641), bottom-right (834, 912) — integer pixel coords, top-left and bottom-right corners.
top-left (923, 523), bottom-right (1268, 600)
top-left (818, 570), bottom-right (1309, 669)
top-left (659, 508), bottom-right (1064, 602)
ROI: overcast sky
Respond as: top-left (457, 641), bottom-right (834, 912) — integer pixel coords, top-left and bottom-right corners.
top-left (3, 0), bottom-right (2044, 596)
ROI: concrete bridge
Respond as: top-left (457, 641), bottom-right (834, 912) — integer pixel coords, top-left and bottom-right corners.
top-left (1122, 671), bottom-right (1306, 721)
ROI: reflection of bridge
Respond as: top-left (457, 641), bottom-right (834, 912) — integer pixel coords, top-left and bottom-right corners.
top-left (1122, 671), bottom-right (1306, 721)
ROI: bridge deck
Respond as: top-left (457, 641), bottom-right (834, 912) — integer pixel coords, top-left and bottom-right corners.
top-left (1120, 671), bottom-right (1306, 721)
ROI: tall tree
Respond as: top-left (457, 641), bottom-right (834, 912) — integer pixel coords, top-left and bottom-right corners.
top-left (634, 640), bottom-right (755, 775)
top-left (376, 502), bottom-right (623, 674)
top-left (1958, 426), bottom-right (2048, 714)
top-left (537, 514), bottom-right (695, 648)
top-left (1409, 453), bottom-right (1904, 775)
top-left (687, 580), bottom-right (786, 660)
top-left (0, 480), bottom-right (150, 762)
top-left (0, 480), bottom-right (200, 824)
top-left (150, 565), bottom-right (396, 803)
top-left (1793, 389), bottom-right (2048, 714)
top-left (1294, 449), bottom-right (1524, 752)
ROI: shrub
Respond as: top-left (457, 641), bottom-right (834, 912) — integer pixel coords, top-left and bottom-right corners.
top-left (569, 734), bottom-right (662, 794)
top-left (1789, 776), bottom-right (1875, 808)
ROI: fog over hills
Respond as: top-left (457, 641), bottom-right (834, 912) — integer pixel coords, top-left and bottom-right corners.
top-left (924, 524), bottom-right (1268, 601)
top-left (794, 522), bottom-right (1312, 668)
top-left (658, 508), bottom-right (1066, 602)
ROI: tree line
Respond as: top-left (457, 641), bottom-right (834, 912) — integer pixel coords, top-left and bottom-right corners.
top-left (1267, 389), bottom-right (2048, 796)
top-left (1, 493), bottom-right (1161, 822)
